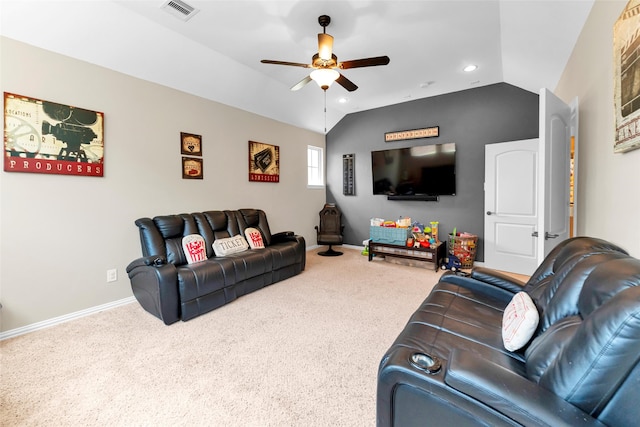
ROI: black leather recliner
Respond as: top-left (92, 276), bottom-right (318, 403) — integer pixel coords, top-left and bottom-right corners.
top-left (378, 237), bottom-right (640, 427)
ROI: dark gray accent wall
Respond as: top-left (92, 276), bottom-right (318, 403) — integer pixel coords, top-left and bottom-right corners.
top-left (325, 83), bottom-right (539, 262)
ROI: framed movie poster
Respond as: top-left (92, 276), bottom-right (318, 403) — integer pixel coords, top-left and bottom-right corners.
top-left (248, 140), bottom-right (279, 182)
top-left (4, 92), bottom-right (104, 176)
top-left (613, 0), bottom-right (640, 153)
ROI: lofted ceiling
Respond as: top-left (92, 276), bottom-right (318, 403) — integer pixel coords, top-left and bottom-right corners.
top-left (0, 0), bottom-right (594, 134)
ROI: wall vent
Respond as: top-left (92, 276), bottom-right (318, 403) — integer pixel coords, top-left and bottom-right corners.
top-left (161, 0), bottom-right (199, 21)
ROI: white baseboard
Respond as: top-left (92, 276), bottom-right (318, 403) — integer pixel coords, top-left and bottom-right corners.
top-left (0, 296), bottom-right (136, 341)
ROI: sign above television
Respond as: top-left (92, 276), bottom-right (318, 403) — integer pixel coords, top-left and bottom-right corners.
top-left (385, 126), bottom-right (439, 142)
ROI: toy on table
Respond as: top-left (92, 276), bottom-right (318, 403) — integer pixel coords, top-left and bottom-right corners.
top-left (411, 221), bottom-right (433, 247)
top-left (430, 221), bottom-right (439, 243)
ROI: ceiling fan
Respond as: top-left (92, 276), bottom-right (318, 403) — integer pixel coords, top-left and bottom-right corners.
top-left (260, 15), bottom-right (390, 92)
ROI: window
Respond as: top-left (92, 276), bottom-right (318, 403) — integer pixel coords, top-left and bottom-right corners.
top-left (307, 145), bottom-right (324, 188)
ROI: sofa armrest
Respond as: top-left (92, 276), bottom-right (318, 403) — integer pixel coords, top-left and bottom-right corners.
top-left (445, 349), bottom-right (607, 427)
top-left (271, 231), bottom-right (295, 243)
top-left (126, 257), bottom-right (180, 325)
top-left (126, 255), bottom-right (167, 273)
top-left (469, 266), bottom-right (527, 293)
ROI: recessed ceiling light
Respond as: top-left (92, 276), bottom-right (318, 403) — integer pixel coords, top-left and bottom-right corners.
top-left (338, 97), bottom-right (349, 104)
top-left (419, 81), bottom-right (435, 88)
top-left (463, 64), bottom-right (478, 72)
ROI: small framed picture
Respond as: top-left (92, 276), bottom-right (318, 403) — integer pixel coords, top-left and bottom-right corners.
top-left (180, 132), bottom-right (202, 156)
top-left (182, 157), bottom-right (203, 179)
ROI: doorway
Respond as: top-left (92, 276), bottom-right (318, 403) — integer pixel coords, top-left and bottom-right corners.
top-left (483, 89), bottom-right (574, 275)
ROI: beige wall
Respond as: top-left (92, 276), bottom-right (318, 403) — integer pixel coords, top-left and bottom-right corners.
top-left (0, 37), bottom-right (325, 332)
top-left (555, 0), bottom-right (639, 257)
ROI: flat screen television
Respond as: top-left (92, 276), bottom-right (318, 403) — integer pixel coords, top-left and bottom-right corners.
top-left (371, 142), bottom-right (456, 198)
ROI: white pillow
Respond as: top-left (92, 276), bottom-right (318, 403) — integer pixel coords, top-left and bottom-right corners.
top-left (502, 292), bottom-right (539, 351)
top-left (212, 235), bottom-right (249, 256)
top-left (182, 234), bottom-right (208, 264)
top-left (244, 227), bottom-right (265, 249)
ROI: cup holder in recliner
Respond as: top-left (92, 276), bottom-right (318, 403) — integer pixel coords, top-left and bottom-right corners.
top-left (410, 352), bottom-right (442, 374)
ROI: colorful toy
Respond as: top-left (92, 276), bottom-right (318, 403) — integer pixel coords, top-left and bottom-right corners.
top-left (441, 255), bottom-right (462, 272)
top-left (430, 221), bottom-right (439, 243)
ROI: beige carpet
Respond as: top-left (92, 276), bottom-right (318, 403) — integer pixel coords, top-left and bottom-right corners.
top-left (0, 248), bottom-right (443, 426)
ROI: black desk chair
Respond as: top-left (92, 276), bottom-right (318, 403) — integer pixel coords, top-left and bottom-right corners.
top-left (315, 203), bottom-right (344, 256)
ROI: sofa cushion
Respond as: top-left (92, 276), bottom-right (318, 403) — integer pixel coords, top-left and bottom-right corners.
top-left (245, 227), bottom-right (265, 249)
top-left (502, 292), bottom-right (539, 351)
top-left (400, 281), bottom-right (519, 362)
top-left (525, 316), bottom-right (580, 382)
top-left (193, 211), bottom-right (238, 258)
top-left (182, 234), bottom-right (208, 264)
top-left (538, 285), bottom-right (640, 415)
top-left (136, 214), bottom-right (199, 265)
top-left (237, 208), bottom-right (273, 246)
top-left (213, 235), bottom-right (249, 256)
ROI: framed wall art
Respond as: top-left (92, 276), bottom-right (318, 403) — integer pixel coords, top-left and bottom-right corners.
top-left (248, 140), bottom-right (279, 182)
top-left (4, 92), bottom-right (104, 176)
top-left (613, 0), bottom-right (640, 153)
top-left (180, 132), bottom-right (202, 156)
top-left (182, 157), bottom-right (203, 179)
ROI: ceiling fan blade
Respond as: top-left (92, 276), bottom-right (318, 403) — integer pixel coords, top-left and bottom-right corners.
top-left (318, 33), bottom-right (334, 61)
top-left (336, 73), bottom-right (358, 92)
top-left (261, 59), bottom-right (312, 68)
top-left (291, 75), bottom-right (313, 91)
top-left (338, 56), bottom-right (390, 69)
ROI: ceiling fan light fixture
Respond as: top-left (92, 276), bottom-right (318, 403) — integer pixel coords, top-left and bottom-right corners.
top-left (310, 68), bottom-right (340, 90)
top-left (318, 33), bottom-right (334, 61)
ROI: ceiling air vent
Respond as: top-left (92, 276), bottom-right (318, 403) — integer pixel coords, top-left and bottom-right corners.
top-left (161, 0), bottom-right (199, 21)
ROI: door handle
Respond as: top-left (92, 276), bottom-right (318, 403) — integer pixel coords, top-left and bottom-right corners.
top-left (486, 211), bottom-right (496, 216)
top-left (545, 232), bottom-right (559, 240)
top-left (531, 231), bottom-right (538, 237)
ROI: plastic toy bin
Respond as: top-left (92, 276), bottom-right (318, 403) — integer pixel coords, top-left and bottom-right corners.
top-left (448, 234), bottom-right (478, 268)
top-left (370, 226), bottom-right (408, 245)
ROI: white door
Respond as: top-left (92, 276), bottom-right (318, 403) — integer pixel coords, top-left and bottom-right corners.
top-left (538, 89), bottom-right (572, 259)
top-left (483, 89), bottom-right (573, 275)
top-left (484, 139), bottom-right (539, 275)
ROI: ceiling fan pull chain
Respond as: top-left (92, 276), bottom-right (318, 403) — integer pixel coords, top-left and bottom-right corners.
top-left (324, 90), bottom-right (328, 133)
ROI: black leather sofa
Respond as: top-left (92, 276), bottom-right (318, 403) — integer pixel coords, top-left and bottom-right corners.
top-left (126, 209), bottom-right (305, 325)
top-left (378, 236), bottom-right (640, 427)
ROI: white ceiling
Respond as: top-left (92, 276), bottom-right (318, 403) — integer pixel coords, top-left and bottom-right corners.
top-left (0, 0), bottom-right (594, 134)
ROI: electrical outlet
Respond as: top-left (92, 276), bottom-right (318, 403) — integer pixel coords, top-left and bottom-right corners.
top-left (106, 268), bottom-right (118, 283)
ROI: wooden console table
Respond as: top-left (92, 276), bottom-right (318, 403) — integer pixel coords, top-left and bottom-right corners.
top-left (368, 241), bottom-right (446, 271)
